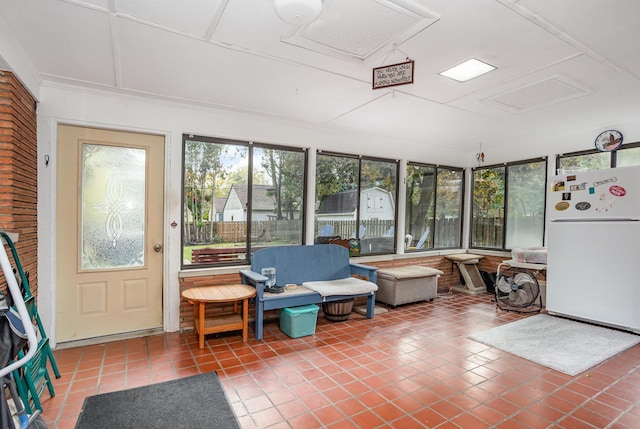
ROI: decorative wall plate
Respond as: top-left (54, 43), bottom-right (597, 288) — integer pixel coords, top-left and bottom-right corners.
top-left (595, 130), bottom-right (623, 152)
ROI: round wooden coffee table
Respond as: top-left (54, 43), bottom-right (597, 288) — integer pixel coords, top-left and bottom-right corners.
top-left (182, 284), bottom-right (256, 348)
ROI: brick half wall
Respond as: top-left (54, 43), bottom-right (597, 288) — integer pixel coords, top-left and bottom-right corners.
top-left (178, 253), bottom-right (514, 332)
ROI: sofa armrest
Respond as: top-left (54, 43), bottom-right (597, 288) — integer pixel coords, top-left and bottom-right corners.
top-left (349, 262), bottom-right (378, 283)
top-left (240, 269), bottom-right (268, 300)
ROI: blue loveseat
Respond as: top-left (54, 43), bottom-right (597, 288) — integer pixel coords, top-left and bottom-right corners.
top-left (240, 244), bottom-right (378, 340)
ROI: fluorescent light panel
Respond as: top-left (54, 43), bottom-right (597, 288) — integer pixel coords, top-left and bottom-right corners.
top-left (440, 58), bottom-right (496, 82)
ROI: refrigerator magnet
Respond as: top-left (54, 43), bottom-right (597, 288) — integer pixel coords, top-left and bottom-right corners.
top-left (609, 185), bottom-right (626, 197)
top-left (555, 201), bottom-right (570, 211)
top-left (569, 183), bottom-right (586, 191)
top-left (575, 202), bottom-right (591, 211)
top-left (552, 181), bottom-right (565, 192)
top-left (562, 192), bottom-right (571, 201)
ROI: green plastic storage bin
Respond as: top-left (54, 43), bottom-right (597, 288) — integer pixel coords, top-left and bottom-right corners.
top-left (279, 304), bottom-right (319, 338)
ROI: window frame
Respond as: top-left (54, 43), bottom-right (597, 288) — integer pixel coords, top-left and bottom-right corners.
top-left (556, 141), bottom-right (640, 171)
top-left (314, 150), bottom-right (399, 256)
top-left (181, 134), bottom-right (308, 269)
top-left (470, 157), bottom-right (548, 251)
top-left (405, 162), bottom-right (465, 251)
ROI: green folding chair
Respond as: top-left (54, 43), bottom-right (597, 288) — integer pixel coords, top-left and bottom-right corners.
top-left (1, 231), bottom-right (60, 413)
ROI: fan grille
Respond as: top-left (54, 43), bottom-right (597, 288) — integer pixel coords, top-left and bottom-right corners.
top-left (495, 269), bottom-right (541, 313)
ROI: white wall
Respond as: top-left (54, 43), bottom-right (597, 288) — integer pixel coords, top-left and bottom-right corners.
top-left (32, 79), bottom-right (640, 345)
top-left (34, 82), bottom-right (472, 344)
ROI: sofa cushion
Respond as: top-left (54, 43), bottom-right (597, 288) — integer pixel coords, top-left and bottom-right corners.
top-left (377, 265), bottom-right (443, 280)
top-left (302, 277), bottom-right (378, 297)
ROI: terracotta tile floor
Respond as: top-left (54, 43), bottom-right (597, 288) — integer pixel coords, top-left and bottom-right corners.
top-left (41, 293), bottom-right (640, 428)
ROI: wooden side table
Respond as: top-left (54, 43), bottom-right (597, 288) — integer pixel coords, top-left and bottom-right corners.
top-left (182, 284), bottom-right (256, 348)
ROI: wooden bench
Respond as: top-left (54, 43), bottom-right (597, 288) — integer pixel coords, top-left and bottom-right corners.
top-left (191, 247), bottom-right (265, 264)
top-left (240, 244), bottom-right (378, 340)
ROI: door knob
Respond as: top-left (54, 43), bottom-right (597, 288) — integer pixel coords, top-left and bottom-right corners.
top-left (153, 244), bottom-right (162, 252)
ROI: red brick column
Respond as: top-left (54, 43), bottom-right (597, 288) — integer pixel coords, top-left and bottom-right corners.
top-left (0, 70), bottom-right (38, 294)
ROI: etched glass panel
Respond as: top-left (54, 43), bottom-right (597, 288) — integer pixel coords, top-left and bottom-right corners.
top-left (81, 144), bottom-right (146, 269)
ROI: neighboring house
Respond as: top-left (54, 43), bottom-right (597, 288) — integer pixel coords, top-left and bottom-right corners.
top-left (209, 196), bottom-right (227, 222)
top-left (223, 184), bottom-right (278, 221)
top-left (185, 196), bottom-right (227, 222)
top-left (316, 187), bottom-right (395, 222)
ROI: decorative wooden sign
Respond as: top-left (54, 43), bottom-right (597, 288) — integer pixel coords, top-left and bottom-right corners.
top-left (372, 60), bottom-right (414, 90)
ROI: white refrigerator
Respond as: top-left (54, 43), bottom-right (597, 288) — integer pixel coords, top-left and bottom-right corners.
top-left (546, 165), bottom-right (640, 333)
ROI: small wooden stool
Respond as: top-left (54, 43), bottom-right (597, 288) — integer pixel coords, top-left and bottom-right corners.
top-left (446, 254), bottom-right (486, 295)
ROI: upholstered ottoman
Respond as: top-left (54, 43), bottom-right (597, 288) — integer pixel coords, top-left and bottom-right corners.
top-left (376, 265), bottom-right (444, 307)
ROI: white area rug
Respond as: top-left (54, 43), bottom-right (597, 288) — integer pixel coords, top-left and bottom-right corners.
top-left (469, 314), bottom-right (640, 376)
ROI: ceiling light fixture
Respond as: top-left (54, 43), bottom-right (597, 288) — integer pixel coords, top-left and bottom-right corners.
top-left (274, 0), bottom-right (323, 26)
top-left (439, 58), bottom-right (496, 82)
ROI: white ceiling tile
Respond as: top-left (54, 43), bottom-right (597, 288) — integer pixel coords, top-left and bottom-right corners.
top-left (1, 0), bottom-right (640, 154)
top-left (1, 0), bottom-right (115, 85)
top-left (115, 0), bottom-right (224, 37)
top-left (116, 18), bottom-right (375, 122)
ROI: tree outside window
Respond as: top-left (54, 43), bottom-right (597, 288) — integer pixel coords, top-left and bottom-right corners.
top-left (315, 153), bottom-right (398, 255)
top-left (405, 164), bottom-right (463, 250)
top-left (471, 158), bottom-right (546, 250)
top-left (471, 166), bottom-right (505, 249)
top-left (182, 135), bottom-right (306, 268)
top-left (557, 142), bottom-right (640, 171)
top-left (558, 152), bottom-right (609, 173)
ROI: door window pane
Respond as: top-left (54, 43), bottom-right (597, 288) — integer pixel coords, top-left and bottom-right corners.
top-left (81, 144), bottom-right (146, 269)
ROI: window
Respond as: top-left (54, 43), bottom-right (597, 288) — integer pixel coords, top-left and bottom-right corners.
top-left (614, 143), bottom-right (640, 167)
top-left (182, 135), bottom-right (306, 267)
top-left (505, 161), bottom-right (547, 249)
top-left (557, 150), bottom-right (609, 173)
top-left (471, 158), bottom-right (547, 250)
top-left (405, 163), bottom-right (463, 250)
top-left (557, 142), bottom-right (640, 171)
top-left (315, 152), bottom-right (398, 255)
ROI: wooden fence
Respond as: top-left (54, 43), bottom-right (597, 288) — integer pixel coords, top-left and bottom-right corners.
top-left (184, 218), bottom-right (465, 247)
top-left (184, 220), bottom-right (302, 245)
top-left (472, 217), bottom-right (504, 248)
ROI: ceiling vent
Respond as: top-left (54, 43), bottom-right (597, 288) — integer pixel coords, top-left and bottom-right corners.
top-left (483, 75), bottom-right (593, 113)
top-left (281, 0), bottom-right (439, 63)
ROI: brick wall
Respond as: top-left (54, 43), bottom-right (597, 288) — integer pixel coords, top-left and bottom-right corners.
top-left (0, 70), bottom-right (38, 294)
top-left (178, 253), bottom-right (512, 331)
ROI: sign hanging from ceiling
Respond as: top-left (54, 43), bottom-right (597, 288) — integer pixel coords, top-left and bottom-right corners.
top-left (372, 60), bottom-right (414, 90)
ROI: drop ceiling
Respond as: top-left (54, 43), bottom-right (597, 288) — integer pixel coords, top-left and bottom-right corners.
top-left (1, 0), bottom-right (640, 154)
